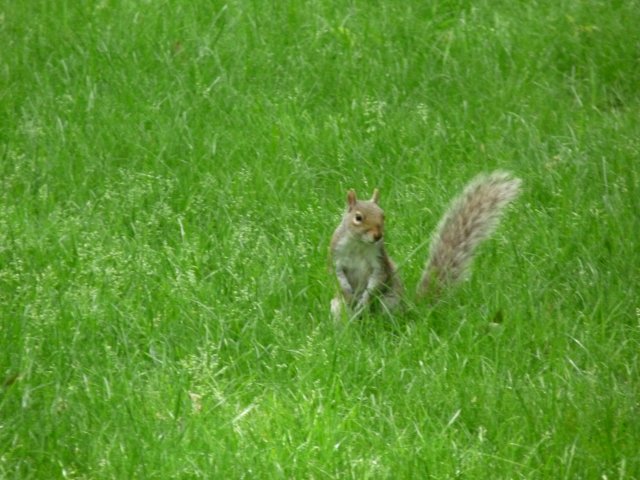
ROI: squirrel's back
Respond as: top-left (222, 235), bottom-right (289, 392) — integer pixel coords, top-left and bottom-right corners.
top-left (417, 171), bottom-right (521, 298)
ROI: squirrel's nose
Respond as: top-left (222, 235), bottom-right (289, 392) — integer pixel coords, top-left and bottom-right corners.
top-left (372, 231), bottom-right (383, 242)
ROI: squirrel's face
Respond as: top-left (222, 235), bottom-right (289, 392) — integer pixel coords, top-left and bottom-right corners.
top-left (346, 189), bottom-right (384, 244)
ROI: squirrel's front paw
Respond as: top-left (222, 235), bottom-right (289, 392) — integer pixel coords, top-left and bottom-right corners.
top-left (354, 292), bottom-right (371, 313)
top-left (342, 288), bottom-right (354, 304)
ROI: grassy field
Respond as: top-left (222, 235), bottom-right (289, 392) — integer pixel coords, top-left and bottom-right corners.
top-left (1, 0), bottom-right (639, 478)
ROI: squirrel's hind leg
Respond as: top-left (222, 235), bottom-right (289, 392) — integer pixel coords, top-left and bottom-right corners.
top-left (330, 297), bottom-right (345, 320)
top-left (331, 296), bottom-right (367, 320)
top-left (378, 273), bottom-right (404, 315)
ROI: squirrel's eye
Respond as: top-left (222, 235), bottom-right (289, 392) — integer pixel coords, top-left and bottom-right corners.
top-left (354, 213), bottom-right (363, 224)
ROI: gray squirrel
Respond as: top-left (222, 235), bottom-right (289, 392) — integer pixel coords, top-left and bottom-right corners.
top-left (330, 171), bottom-right (522, 318)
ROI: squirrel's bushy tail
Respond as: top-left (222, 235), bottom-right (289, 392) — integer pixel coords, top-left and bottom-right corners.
top-left (417, 171), bottom-right (522, 298)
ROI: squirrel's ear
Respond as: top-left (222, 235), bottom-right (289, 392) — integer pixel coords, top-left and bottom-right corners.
top-left (371, 188), bottom-right (380, 204)
top-left (347, 190), bottom-right (357, 209)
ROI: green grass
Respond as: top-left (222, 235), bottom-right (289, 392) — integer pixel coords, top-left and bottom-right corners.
top-left (1, 0), bottom-right (639, 478)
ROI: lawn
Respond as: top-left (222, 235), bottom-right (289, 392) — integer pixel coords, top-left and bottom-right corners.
top-left (1, 0), bottom-right (639, 478)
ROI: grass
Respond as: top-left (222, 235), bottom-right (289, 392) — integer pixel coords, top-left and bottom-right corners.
top-left (1, 0), bottom-right (639, 478)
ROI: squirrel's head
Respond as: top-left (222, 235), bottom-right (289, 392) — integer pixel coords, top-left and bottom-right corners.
top-left (345, 189), bottom-right (384, 243)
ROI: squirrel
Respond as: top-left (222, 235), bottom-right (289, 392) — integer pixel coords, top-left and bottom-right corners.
top-left (330, 171), bottom-right (522, 318)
